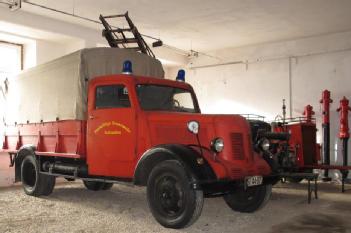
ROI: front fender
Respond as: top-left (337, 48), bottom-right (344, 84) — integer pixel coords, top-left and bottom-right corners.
top-left (14, 145), bottom-right (36, 182)
top-left (133, 144), bottom-right (216, 186)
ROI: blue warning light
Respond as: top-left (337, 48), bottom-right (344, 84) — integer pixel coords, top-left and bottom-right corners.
top-left (122, 60), bottom-right (133, 74)
top-left (176, 69), bottom-right (185, 82)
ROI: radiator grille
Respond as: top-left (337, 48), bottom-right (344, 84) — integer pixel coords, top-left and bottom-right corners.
top-left (231, 133), bottom-right (245, 160)
top-left (231, 168), bottom-right (242, 178)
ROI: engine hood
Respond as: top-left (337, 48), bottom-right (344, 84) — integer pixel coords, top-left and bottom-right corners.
top-left (143, 111), bottom-right (271, 179)
top-left (145, 111), bottom-right (252, 150)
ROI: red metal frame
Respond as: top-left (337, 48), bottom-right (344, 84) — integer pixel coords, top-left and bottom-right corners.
top-left (2, 120), bottom-right (86, 159)
top-left (300, 101), bottom-right (351, 172)
top-left (304, 164), bottom-right (351, 171)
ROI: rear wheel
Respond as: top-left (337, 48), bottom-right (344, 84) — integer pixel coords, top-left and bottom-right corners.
top-left (286, 177), bottom-right (303, 183)
top-left (102, 183), bottom-right (114, 190)
top-left (224, 184), bottom-right (272, 213)
top-left (83, 181), bottom-right (104, 191)
top-left (21, 155), bottom-right (55, 196)
top-left (147, 160), bottom-right (204, 229)
top-left (83, 181), bottom-right (113, 191)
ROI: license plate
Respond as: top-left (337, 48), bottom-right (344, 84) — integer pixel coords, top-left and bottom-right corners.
top-left (246, 176), bottom-right (263, 187)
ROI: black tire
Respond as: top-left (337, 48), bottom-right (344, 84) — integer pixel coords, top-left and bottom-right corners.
top-left (224, 184), bottom-right (272, 213)
top-left (286, 177), bottom-right (304, 183)
top-left (41, 175), bottom-right (56, 196)
top-left (147, 160), bottom-right (204, 229)
top-left (83, 181), bottom-right (105, 191)
top-left (21, 155), bottom-right (55, 196)
top-left (102, 183), bottom-right (114, 190)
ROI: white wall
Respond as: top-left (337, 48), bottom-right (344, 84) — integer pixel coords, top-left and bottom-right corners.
top-left (187, 31), bottom-right (351, 179)
top-left (35, 39), bottom-right (87, 65)
top-left (36, 40), bottom-right (68, 65)
top-left (188, 59), bottom-right (289, 119)
top-left (0, 6), bottom-right (188, 69)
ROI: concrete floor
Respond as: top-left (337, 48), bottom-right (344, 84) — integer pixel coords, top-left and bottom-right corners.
top-left (0, 181), bottom-right (350, 233)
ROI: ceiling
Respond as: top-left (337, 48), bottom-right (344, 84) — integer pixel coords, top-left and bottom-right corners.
top-left (18, 0), bottom-right (351, 52)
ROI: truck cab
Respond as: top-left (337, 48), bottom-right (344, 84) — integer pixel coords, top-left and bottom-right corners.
top-left (5, 62), bottom-right (277, 229)
top-left (86, 73), bottom-right (272, 181)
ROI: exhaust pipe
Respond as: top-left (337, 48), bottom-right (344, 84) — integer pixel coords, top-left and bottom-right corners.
top-left (42, 161), bottom-right (88, 177)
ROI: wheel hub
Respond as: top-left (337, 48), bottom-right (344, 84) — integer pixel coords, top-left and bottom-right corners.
top-left (23, 161), bottom-right (36, 187)
top-left (156, 176), bottom-right (184, 216)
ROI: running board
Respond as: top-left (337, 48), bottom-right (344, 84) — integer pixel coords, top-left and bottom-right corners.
top-left (40, 171), bottom-right (134, 187)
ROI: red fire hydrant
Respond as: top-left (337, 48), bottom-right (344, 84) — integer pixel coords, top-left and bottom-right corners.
top-left (303, 105), bottom-right (315, 123)
top-left (337, 97), bottom-right (351, 139)
top-left (337, 96), bottom-right (351, 192)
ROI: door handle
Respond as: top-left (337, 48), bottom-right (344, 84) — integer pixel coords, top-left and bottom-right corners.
top-left (89, 115), bottom-right (95, 120)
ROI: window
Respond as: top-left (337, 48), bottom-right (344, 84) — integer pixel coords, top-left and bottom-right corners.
top-left (95, 85), bottom-right (131, 109)
top-left (136, 84), bottom-right (198, 113)
top-left (173, 92), bottom-right (195, 110)
top-left (0, 41), bottom-right (22, 79)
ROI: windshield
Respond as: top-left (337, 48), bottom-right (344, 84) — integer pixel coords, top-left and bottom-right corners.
top-left (136, 84), bottom-right (198, 113)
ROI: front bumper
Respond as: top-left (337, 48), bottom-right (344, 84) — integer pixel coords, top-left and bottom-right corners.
top-left (191, 175), bottom-right (280, 197)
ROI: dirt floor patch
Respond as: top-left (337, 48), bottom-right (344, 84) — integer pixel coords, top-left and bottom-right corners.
top-left (0, 181), bottom-right (350, 233)
top-left (270, 214), bottom-right (350, 233)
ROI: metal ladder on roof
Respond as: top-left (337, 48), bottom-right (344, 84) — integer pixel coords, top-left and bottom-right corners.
top-left (99, 12), bottom-right (155, 58)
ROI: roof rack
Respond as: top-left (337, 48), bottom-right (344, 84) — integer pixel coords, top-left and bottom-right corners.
top-left (99, 12), bottom-right (155, 58)
top-left (273, 117), bottom-right (316, 124)
top-left (241, 114), bottom-right (266, 121)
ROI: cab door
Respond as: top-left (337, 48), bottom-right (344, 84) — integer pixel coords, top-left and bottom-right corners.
top-left (87, 81), bottom-right (136, 178)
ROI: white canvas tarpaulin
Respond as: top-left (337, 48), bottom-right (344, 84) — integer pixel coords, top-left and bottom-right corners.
top-left (4, 47), bottom-right (164, 124)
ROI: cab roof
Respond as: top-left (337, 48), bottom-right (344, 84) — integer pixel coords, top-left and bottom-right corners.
top-left (91, 74), bottom-right (193, 91)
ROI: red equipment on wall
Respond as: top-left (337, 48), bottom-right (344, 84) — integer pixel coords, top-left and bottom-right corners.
top-left (337, 97), bottom-right (351, 192)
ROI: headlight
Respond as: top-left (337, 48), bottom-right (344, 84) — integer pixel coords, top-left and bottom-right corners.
top-left (211, 138), bottom-right (224, 152)
top-left (259, 138), bottom-right (270, 151)
top-left (187, 121), bottom-right (199, 134)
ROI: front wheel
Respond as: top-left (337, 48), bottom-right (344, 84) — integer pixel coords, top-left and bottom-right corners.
top-left (224, 184), bottom-right (272, 213)
top-left (147, 160), bottom-right (204, 229)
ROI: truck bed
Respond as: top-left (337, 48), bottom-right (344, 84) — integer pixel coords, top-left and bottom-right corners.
top-left (2, 120), bottom-right (86, 159)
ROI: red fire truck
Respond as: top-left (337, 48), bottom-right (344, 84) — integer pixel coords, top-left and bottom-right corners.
top-left (1, 59), bottom-right (279, 228)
